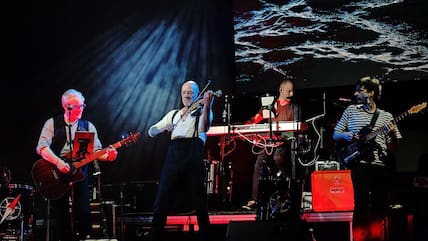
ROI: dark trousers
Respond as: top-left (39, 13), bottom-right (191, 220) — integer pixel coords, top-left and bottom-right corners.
top-left (151, 138), bottom-right (210, 240)
top-left (351, 164), bottom-right (392, 240)
top-left (252, 152), bottom-right (269, 200)
top-left (52, 168), bottom-right (91, 241)
top-left (351, 164), bottom-right (392, 217)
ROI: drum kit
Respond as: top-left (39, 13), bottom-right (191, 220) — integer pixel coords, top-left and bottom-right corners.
top-left (0, 167), bottom-right (34, 241)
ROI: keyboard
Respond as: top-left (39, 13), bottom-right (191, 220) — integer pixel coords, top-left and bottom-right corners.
top-left (207, 121), bottom-right (307, 136)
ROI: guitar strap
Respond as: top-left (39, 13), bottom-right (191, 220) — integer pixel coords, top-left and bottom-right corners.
top-left (366, 109), bottom-right (380, 165)
top-left (368, 109), bottom-right (380, 130)
top-left (78, 119), bottom-right (89, 132)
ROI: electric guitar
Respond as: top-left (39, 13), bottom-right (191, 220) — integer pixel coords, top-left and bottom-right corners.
top-left (31, 132), bottom-right (140, 200)
top-left (336, 102), bottom-right (426, 168)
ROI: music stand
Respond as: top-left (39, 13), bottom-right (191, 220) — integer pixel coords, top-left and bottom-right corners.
top-left (260, 95), bottom-right (276, 141)
top-left (72, 131), bottom-right (94, 159)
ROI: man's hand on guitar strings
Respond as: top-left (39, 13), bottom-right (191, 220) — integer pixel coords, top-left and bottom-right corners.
top-left (56, 159), bottom-right (71, 173)
top-left (66, 162), bottom-right (76, 175)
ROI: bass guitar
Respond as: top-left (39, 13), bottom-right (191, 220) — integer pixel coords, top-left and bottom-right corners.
top-left (336, 102), bottom-right (426, 168)
top-left (32, 132), bottom-right (140, 200)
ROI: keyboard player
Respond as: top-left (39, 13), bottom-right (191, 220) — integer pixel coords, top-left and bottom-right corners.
top-left (242, 79), bottom-right (302, 211)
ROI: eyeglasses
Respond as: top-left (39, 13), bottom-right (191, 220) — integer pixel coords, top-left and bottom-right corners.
top-left (68, 104), bottom-right (86, 110)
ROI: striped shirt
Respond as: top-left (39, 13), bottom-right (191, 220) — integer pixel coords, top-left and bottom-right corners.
top-left (334, 104), bottom-right (402, 166)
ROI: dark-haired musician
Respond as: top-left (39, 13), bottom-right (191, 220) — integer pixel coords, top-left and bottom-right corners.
top-left (333, 77), bottom-right (401, 241)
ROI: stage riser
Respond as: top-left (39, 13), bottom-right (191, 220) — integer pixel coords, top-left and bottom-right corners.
top-left (226, 221), bottom-right (351, 241)
top-left (226, 221), bottom-right (310, 241)
top-left (309, 222), bottom-right (351, 241)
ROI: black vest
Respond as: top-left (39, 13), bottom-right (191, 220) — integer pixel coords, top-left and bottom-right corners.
top-left (51, 115), bottom-right (89, 157)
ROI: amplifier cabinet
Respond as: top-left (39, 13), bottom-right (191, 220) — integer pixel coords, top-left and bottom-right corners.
top-left (311, 170), bottom-right (354, 212)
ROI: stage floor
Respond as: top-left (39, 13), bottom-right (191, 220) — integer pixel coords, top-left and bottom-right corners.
top-left (32, 208), bottom-right (417, 241)
top-left (106, 210), bottom-right (353, 241)
top-left (121, 210), bottom-right (257, 231)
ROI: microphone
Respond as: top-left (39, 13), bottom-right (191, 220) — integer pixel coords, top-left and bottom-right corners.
top-left (211, 90), bottom-right (223, 98)
top-left (67, 105), bottom-right (73, 111)
top-left (338, 97), bottom-right (352, 102)
top-left (286, 96), bottom-right (298, 104)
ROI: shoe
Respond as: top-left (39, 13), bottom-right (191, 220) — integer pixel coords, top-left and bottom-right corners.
top-left (242, 200), bottom-right (257, 210)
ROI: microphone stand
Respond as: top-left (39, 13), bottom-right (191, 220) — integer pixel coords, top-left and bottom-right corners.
top-left (261, 95), bottom-right (276, 144)
top-left (224, 95), bottom-right (231, 145)
top-left (290, 102), bottom-right (298, 180)
top-left (221, 94), bottom-right (233, 208)
top-left (225, 95), bottom-right (233, 206)
top-left (66, 107), bottom-right (75, 240)
top-left (287, 98), bottom-right (308, 222)
top-left (267, 102), bottom-right (274, 143)
top-left (290, 99), bottom-right (299, 220)
top-left (47, 107), bottom-right (76, 241)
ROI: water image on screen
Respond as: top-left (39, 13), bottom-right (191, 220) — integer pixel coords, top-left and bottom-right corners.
top-left (234, 0), bottom-right (428, 92)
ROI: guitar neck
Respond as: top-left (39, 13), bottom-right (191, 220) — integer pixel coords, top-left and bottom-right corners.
top-left (73, 140), bottom-right (124, 169)
top-left (364, 110), bottom-right (409, 141)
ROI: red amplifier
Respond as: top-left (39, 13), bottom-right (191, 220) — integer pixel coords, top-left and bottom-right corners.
top-left (311, 170), bottom-right (354, 212)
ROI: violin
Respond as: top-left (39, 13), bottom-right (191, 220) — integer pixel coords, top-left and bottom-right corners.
top-left (188, 90), bottom-right (222, 112)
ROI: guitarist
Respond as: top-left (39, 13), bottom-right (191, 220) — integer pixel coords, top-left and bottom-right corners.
top-left (35, 89), bottom-right (118, 241)
top-left (333, 77), bottom-right (401, 241)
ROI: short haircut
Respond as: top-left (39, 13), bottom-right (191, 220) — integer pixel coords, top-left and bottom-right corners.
top-left (358, 76), bottom-right (382, 100)
top-left (61, 89), bottom-right (85, 107)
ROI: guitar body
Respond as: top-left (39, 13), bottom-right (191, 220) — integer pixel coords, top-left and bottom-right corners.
top-left (335, 126), bottom-right (372, 168)
top-left (335, 141), bottom-right (367, 168)
top-left (31, 159), bottom-right (85, 200)
top-left (31, 131), bottom-right (141, 200)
